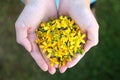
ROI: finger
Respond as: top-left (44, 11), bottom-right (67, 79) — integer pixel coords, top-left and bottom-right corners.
top-left (29, 34), bottom-right (48, 71)
top-left (15, 24), bottom-right (32, 52)
top-left (84, 23), bottom-right (99, 53)
top-left (48, 64), bottom-right (56, 74)
top-left (84, 39), bottom-right (97, 53)
top-left (67, 54), bottom-right (84, 68)
top-left (40, 49), bottom-right (56, 74)
top-left (55, 64), bottom-right (58, 68)
top-left (42, 54), bottom-right (56, 75)
top-left (59, 65), bottom-right (67, 73)
top-left (31, 51), bottom-right (48, 71)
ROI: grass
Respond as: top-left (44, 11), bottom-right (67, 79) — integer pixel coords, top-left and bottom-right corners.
top-left (0, 0), bottom-right (120, 80)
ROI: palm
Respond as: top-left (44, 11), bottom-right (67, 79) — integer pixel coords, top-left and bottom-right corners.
top-left (15, 0), bottom-right (57, 74)
top-left (58, 0), bottom-right (99, 73)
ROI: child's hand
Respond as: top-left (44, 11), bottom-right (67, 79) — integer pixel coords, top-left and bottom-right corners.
top-left (58, 0), bottom-right (99, 73)
top-left (15, 0), bottom-right (57, 74)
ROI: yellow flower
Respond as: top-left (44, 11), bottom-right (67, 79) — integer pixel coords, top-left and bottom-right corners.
top-left (43, 26), bottom-right (49, 30)
top-left (35, 16), bottom-right (86, 67)
top-left (70, 19), bottom-right (75, 27)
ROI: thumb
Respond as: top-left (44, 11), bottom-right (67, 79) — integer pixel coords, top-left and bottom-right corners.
top-left (84, 25), bottom-right (99, 53)
top-left (15, 23), bottom-right (32, 52)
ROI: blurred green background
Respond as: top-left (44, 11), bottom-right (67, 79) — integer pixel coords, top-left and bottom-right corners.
top-left (0, 0), bottom-right (120, 80)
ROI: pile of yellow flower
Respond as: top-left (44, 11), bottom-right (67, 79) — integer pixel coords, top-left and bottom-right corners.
top-left (35, 16), bottom-right (86, 67)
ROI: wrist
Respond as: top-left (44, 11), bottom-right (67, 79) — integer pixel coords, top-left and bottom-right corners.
top-left (61, 0), bottom-right (90, 9)
top-left (24, 0), bottom-right (44, 6)
top-left (24, 0), bottom-right (55, 7)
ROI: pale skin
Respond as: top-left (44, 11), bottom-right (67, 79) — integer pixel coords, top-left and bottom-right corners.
top-left (15, 0), bottom-right (57, 74)
top-left (15, 0), bottom-right (99, 74)
top-left (58, 0), bottom-right (99, 73)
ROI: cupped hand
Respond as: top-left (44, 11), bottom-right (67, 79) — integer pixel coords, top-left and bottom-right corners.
top-left (58, 0), bottom-right (99, 73)
top-left (15, 0), bottom-right (57, 74)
